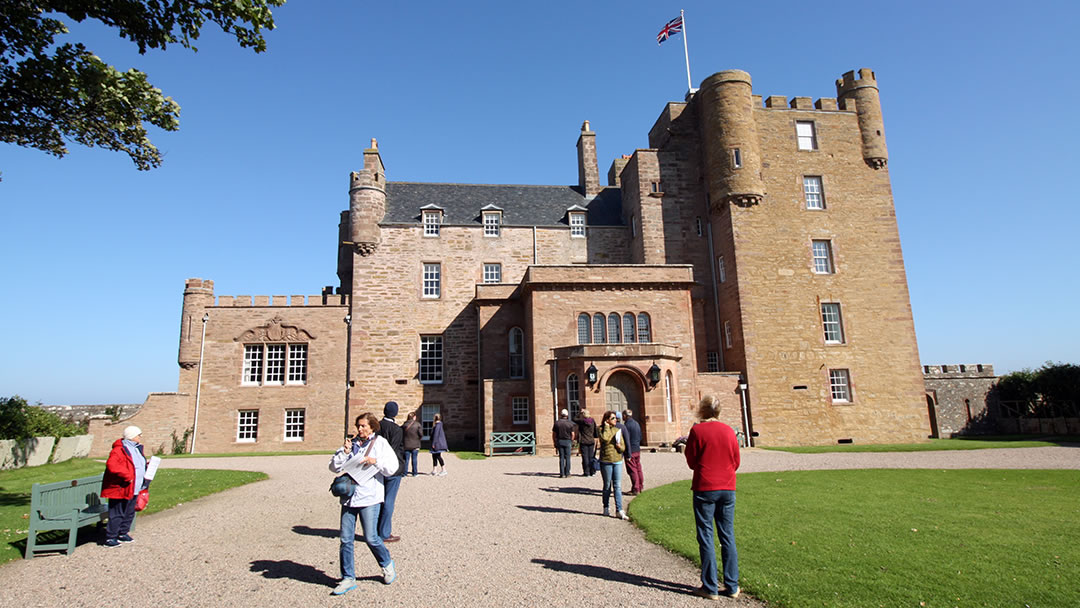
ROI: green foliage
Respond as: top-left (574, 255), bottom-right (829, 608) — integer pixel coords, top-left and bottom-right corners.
top-left (632, 470), bottom-right (1080, 607)
top-left (0, 0), bottom-right (284, 169)
top-left (0, 458), bottom-right (266, 564)
top-left (997, 362), bottom-right (1080, 417)
top-left (170, 427), bottom-right (193, 454)
top-left (0, 395), bottom-right (83, 440)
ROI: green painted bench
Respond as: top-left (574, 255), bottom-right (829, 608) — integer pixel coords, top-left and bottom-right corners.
top-left (487, 432), bottom-right (536, 456)
top-left (25, 474), bottom-right (108, 558)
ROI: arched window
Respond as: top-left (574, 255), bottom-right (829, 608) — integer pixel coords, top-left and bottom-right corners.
top-left (593, 313), bottom-right (606, 344)
top-left (577, 313), bottom-right (591, 344)
top-left (567, 374), bottom-right (581, 419)
top-left (622, 313), bottom-right (636, 343)
top-left (607, 313), bottom-right (621, 343)
top-left (637, 312), bottom-right (652, 343)
top-left (509, 327), bottom-right (524, 378)
top-left (665, 371), bottom-right (674, 422)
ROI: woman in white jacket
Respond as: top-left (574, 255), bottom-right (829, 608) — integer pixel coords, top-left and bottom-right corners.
top-left (329, 412), bottom-right (399, 594)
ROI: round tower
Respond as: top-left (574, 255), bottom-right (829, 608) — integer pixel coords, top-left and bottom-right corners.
top-left (349, 138), bottom-right (387, 256)
top-left (178, 278), bottom-right (213, 368)
top-left (836, 68), bottom-right (888, 169)
top-left (698, 70), bottom-right (764, 209)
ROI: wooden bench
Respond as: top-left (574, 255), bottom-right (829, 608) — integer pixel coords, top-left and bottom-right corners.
top-left (487, 432), bottom-right (536, 456)
top-left (25, 474), bottom-right (108, 558)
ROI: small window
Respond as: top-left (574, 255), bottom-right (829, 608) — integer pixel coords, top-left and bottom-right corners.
top-left (829, 369), bottom-right (851, 402)
top-left (695, 217), bottom-right (703, 237)
top-left (567, 375), bottom-right (581, 419)
top-left (804, 176), bottom-right (825, 210)
top-left (422, 210), bottom-right (442, 237)
top-left (242, 345), bottom-right (263, 385)
top-left (724, 321), bottom-right (733, 349)
top-left (592, 313), bottom-right (606, 344)
top-left (821, 303), bottom-right (845, 344)
top-left (265, 344), bottom-right (286, 385)
top-left (796, 121), bottom-right (817, 150)
top-left (717, 256), bottom-right (726, 283)
top-left (665, 372), bottom-right (674, 422)
top-left (732, 148), bottom-right (742, 168)
top-left (420, 404), bottom-right (440, 440)
top-left (237, 410), bottom-right (259, 442)
top-left (570, 212), bottom-right (586, 238)
top-left (483, 263), bottom-right (502, 284)
top-left (622, 313), bottom-right (636, 343)
top-left (577, 313), bottom-right (591, 344)
top-left (419, 335), bottom-right (444, 383)
top-left (637, 313), bottom-right (651, 343)
top-left (284, 408), bottom-right (305, 441)
top-left (287, 344), bottom-right (307, 384)
top-left (707, 351), bottom-right (719, 372)
top-left (650, 181), bottom-right (662, 193)
top-left (483, 211), bottom-right (501, 237)
top-left (811, 240), bottom-right (834, 274)
top-left (422, 262), bottom-right (441, 298)
top-left (607, 313), bottom-right (621, 344)
top-left (508, 327), bottom-right (524, 379)
top-left (512, 396), bottom-right (530, 424)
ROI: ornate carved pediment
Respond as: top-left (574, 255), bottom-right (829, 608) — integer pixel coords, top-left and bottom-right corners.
top-left (235, 316), bottom-right (316, 343)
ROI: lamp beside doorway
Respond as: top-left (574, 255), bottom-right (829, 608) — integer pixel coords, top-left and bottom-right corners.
top-left (586, 363), bottom-right (599, 386)
top-left (647, 362), bottom-right (661, 386)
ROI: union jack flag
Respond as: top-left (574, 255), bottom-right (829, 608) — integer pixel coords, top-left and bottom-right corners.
top-left (657, 16), bottom-right (683, 45)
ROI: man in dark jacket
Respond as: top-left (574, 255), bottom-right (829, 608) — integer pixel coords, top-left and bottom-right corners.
top-left (623, 409), bottom-right (644, 494)
top-left (551, 408), bottom-right (576, 478)
top-left (377, 401), bottom-right (406, 542)
top-left (576, 409), bottom-right (598, 476)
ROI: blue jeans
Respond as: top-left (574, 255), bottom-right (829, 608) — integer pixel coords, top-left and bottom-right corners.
top-left (407, 448), bottom-right (419, 476)
top-left (693, 490), bottom-right (739, 594)
top-left (556, 439), bottom-right (573, 477)
top-left (599, 461), bottom-right (623, 513)
top-left (340, 503), bottom-right (391, 579)
top-left (377, 475), bottom-right (401, 540)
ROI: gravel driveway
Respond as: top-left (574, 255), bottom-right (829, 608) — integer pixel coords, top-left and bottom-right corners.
top-left (1, 446), bottom-right (1076, 607)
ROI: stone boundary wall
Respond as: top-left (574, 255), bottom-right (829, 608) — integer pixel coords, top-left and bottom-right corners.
top-left (0, 434), bottom-right (94, 469)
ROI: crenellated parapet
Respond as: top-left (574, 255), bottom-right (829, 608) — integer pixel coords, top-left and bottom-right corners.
top-left (923, 364), bottom-right (996, 378)
top-left (348, 138), bottom-right (387, 256)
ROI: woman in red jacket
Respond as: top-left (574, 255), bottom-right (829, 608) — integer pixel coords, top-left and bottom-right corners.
top-left (100, 426), bottom-right (147, 547)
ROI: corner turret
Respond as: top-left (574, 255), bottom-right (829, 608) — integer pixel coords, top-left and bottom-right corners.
top-left (697, 70), bottom-right (765, 209)
top-left (836, 68), bottom-right (888, 169)
top-left (179, 278), bottom-right (213, 369)
top-left (348, 138), bottom-right (388, 256)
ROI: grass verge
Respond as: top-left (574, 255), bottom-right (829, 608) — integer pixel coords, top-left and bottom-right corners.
top-left (630, 469), bottom-right (1080, 607)
top-left (763, 436), bottom-right (1078, 453)
top-left (0, 458), bottom-right (266, 565)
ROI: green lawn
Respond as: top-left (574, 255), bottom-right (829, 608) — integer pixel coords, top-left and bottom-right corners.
top-left (0, 458), bottom-right (266, 565)
top-left (630, 469), bottom-right (1080, 607)
top-left (763, 436), bottom-right (1078, 453)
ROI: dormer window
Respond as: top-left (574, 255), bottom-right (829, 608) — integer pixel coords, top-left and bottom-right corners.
top-left (482, 210), bottom-right (501, 237)
top-left (422, 209), bottom-right (443, 237)
top-left (570, 212), bottom-right (586, 238)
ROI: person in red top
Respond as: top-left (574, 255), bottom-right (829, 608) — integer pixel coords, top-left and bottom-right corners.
top-left (683, 395), bottom-right (741, 600)
top-left (100, 426), bottom-right (147, 547)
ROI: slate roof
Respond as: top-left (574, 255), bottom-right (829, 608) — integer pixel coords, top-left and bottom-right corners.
top-left (384, 182), bottom-right (624, 227)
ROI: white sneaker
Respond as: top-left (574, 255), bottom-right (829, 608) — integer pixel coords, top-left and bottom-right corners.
top-left (382, 560), bottom-right (397, 585)
top-left (332, 578), bottom-right (357, 595)
top-left (438, 471), bottom-right (447, 476)
top-left (617, 510), bottom-right (629, 520)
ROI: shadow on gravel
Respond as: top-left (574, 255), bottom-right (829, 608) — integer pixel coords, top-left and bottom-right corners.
top-left (292, 525), bottom-right (337, 538)
top-left (516, 504), bottom-right (585, 515)
top-left (539, 486), bottom-right (601, 496)
top-left (532, 558), bottom-right (696, 594)
top-left (504, 471), bottom-right (561, 477)
top-left (250, 559), bottom-right (337, 587)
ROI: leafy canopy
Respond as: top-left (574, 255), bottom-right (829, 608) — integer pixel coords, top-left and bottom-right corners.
top-left (0, 395), bottom-right (84, 440)
top-left (0, 0), bottom-right (284, 170)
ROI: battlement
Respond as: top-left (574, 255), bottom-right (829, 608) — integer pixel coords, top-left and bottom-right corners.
top-left (209, 294), bottom-right (349, 308)
top-left (836, 68), bottom-right (878, 96)
top-left (184, 278), bottom-right (214, 293)
top-left (923, 364), bottom-right (996, 378)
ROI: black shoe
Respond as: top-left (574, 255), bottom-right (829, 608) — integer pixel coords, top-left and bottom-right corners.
top-left (118, 534), bottom-right (134, 543)
top-left (103, 538), bottom-right (121, 548)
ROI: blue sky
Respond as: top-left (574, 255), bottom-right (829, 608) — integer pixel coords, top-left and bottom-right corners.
top-left (2, 1), bottom-right (1078, 405)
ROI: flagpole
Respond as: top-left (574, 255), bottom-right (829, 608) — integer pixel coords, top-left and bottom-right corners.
top-left (681, 9), bottom-right (693, 92)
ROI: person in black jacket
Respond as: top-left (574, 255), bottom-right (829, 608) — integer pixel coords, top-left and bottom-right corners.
top-left (376, 401), bottom-right (406, 543)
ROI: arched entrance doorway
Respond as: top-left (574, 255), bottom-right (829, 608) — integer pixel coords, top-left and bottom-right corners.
top-left (605, 371), bottom-right (645, 442)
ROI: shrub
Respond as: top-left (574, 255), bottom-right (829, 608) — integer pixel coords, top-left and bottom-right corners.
top-left (0, 396), bottom-right (85, 440)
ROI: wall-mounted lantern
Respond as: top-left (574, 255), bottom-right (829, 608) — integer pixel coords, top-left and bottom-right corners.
top-left (648, 362), bottom-right (662, 386)
top-left (586, 363), bottom-right (599, 386)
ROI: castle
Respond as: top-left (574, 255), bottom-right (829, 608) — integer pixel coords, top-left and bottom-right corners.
top-left (90, 68), bottom-right (931, 456)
